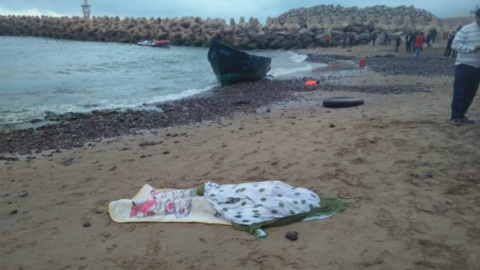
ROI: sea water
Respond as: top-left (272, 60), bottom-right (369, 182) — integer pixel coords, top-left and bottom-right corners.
top-left (0, 36), bottom-right (327, 130)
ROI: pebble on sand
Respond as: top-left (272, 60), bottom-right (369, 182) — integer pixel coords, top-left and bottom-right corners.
top-left (285, 231), bottom-right (298, 241)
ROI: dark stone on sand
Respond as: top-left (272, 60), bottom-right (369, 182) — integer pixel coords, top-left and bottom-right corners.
top-left (83, 221), bottom-right (91, 227)
top-left (329, 124), bottom-right (335, 128)
top-left (61, 158), bottom-right (74, 166)
top-left (10, 210), bottom-right (18, 215)
top-left (285, 231), bottom-right (298, 241)
top-left (19, 192), bottom-right (28, 198)
top-left (434, 204), bottom-right (447, 214)
top-left (0, 156), bottom-right (19, 161)
top-left (139, 141), bottom-right (157, 147)
top-left (232, 100), bottom-right (250, 105)
top-left (162, 151), bottom-right (170, 155)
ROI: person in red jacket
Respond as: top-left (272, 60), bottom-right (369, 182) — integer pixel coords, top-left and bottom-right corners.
top-left (325, 34), bottom-right (331, 46)
top-left (413, 32), bottom-right (425, 61)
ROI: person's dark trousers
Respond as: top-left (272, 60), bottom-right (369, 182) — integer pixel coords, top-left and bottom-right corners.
top-left (451, 64), bottom-right (480, 119)
top-left (444, 47), bottom-right (451, 57)
top-left (406, 42), bottom-right (410, 52)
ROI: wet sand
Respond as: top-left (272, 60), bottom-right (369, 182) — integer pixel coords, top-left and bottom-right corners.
top-left (1, 43), bottom-right (480, 270)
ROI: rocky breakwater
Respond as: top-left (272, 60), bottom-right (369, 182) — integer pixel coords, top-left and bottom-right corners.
top-left (0, 5), bottom-right (456, 50)
top-left (0, 15), bottom-right (237, 45)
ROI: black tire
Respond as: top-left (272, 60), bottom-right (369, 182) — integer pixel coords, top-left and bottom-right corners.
top-left (322, 97), bottom-right (364, 108)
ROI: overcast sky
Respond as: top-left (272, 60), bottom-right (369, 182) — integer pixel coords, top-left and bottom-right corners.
top-left (0, 1), bottom-right (478, 23)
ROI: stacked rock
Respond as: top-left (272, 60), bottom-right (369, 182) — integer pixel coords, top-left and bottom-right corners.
top-left (0, 5), bottom-right (469, 50)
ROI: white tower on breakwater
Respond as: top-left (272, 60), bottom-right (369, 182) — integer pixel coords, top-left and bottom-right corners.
top-left (81, 0), bottom-right (91, 19)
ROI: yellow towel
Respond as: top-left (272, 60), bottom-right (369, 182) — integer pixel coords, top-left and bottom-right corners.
top-left (108, 184), bottom-right (232, 225)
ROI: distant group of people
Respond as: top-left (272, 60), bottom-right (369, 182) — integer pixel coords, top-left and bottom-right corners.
top-left (367, 27), bottom-right (459, 62)
top-left (396, 30), bottom-right (431, 60)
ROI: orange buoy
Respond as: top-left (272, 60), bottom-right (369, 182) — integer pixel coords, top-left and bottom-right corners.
top-left (304, 79), bottom-right (319, 86)
top-left (359, 58), bottom-right (366, 68)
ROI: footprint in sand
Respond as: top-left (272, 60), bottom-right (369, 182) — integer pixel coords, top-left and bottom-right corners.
top-left (374, 208), bottom-right (398, 232)
top-left (391, 138), bottom-right (407, 148)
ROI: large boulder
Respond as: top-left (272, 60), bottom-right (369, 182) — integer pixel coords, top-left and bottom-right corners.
top-left (416, 16), bottom-right (425, 31)
top-left (269, 35), bottom-right (286, 49)
top-left (237, 17), bottom-right (246, 29)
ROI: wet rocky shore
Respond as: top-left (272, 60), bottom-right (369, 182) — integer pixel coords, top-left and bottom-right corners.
top-left (0, 54), bottom-right (451, 155)
top-left (364, 54), bottom-right (456, 77)
top-left (307, 53), bottom-right (456, 77)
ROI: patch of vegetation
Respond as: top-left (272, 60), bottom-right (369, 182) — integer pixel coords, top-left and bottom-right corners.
top-left (192, 40), bottom-right (204, 47)
top-left (169, 38), bottom-right (185, 46)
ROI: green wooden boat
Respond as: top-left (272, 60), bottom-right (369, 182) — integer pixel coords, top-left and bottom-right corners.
top-left (207, 40), bottom-right (271, 86)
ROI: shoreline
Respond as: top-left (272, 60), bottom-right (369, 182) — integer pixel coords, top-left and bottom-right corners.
top-left (0, 46), bottom-right (455, 155)
top-left (0, 76), bottom-right (434, 155)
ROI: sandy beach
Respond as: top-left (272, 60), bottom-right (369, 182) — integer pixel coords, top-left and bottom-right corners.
top-left (1, 43), bottom-right (480, 270)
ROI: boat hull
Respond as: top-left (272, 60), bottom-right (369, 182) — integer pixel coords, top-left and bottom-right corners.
top-left (207, 40), bottom-right (271, 85)
top-left (137, 40), bottom-right (170, 47)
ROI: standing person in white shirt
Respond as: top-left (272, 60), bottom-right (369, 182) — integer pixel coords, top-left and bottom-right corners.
top-left (450, 9), bottom-right (480, 126)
